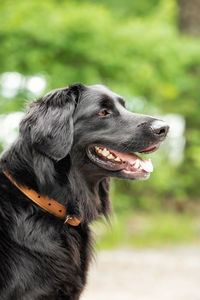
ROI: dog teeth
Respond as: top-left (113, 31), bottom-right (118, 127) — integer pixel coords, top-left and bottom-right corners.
top-left (95, 146), bottom-right (103, 154)
top-left (133, 159), bottom-right (140, 169)
top-left (107, 154), bottom-right (115, 159)
top-left (142, 159), bottom-right (153, 173)
top-left (131, 158), bottom-right (153, 172)
top-left (114, 157), bottom-right (121, 162)
top-left (95, 146), bottom-right (110, 157)
top-left (95, 146), bottom-right (122, 162)
top-left (102, 148), bottom-right (110, 156)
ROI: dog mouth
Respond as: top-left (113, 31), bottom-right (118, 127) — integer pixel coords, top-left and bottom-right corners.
top-left (87, 144), bottom-right (160, 180)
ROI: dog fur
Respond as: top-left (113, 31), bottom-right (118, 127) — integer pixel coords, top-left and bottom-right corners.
top-left (0, 83), bottom-right (168, 299)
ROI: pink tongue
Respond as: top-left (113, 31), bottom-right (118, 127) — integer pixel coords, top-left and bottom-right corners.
top-left (111, 150), bottom-right (140, 164)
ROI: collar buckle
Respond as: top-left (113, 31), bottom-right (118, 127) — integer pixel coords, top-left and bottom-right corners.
top-left (64, 215), bottom-right (73, 224)
top-left (64, 215), bottom-right (81, 226)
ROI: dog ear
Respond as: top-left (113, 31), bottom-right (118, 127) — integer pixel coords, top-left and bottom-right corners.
top-left (21, 83), bottom-right (84, 161)
top-left (19, 83), bottom-right (84, 193)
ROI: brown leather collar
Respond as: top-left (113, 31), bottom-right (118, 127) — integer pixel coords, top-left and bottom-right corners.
top-left (4, 171), bottom-right (81, 226)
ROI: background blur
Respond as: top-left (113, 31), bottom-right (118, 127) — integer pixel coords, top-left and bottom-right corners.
top-left (0, 0), bottom-right (200, 298)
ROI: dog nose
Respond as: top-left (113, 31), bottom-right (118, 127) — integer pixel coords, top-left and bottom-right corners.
top-left (150, 120), bottom-right (169, 139)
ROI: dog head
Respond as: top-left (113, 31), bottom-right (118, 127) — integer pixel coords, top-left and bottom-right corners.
top-left (20, 83), bottom-right (169, 183)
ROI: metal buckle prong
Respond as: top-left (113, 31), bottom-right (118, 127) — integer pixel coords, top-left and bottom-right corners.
top-left (64, 215), bottom-right (73, 224)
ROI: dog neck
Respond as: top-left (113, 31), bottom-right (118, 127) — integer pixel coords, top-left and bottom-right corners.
top-left (0, 138), bottom-right (111, 223)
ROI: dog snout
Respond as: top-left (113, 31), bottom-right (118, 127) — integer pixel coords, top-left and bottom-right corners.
top-left (150, 120), bottom-right (169, 140)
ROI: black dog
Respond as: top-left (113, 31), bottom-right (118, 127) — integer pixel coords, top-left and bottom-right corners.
top-left (0, 83), bottom-right (169, 300)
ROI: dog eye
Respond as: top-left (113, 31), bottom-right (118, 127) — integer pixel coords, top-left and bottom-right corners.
top-left (98, 109), bottom-right (110, 117)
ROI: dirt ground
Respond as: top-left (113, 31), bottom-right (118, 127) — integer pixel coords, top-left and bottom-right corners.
top-left (81, 246), bottom-right (200, 300)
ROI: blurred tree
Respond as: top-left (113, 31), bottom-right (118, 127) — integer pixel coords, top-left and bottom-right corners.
top-left (86, 0), bottom-right (162, 18)
top-left (178, 0), bottom-right (200, 37)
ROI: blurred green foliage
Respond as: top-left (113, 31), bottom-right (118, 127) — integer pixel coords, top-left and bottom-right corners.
top-left (0, 0), bottom-right (200, 221)
top-left (94, 212), bottom-right (199, 249)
